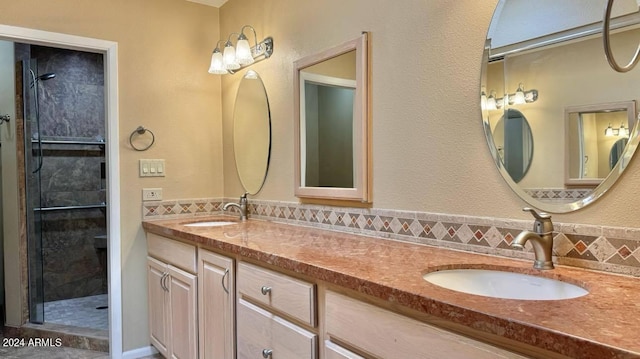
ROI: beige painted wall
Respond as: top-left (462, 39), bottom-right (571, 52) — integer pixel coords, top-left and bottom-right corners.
top-left (0, 0), bottom-right (223, 351)
top-left (221, 0), bottom-right (640, 228)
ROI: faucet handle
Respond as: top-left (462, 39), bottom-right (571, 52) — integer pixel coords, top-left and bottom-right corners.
top-left (523, 207), bottom-right (553, 234)
top-left (523, 207), bottom-right (551, 220)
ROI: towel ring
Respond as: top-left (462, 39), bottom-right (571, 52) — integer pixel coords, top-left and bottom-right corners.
top-left (129, 126), bottom-right (155, 151)
top-left (603, 0), bottom-right (640, 73)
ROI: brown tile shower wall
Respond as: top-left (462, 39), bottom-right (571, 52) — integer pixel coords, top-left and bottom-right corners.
top-left (32, 46), bottom-right (105, 139)
top-left (143, 198), bottom-right (640, 277)
top-left (29, 46), bottom-right (107, 302)
top-left (41, 210), bottom-right (107, 302)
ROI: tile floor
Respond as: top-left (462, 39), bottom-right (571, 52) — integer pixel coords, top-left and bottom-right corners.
top-left (0, 341), bottom-right (110, 359)
top-left (1, 294), bottom-right (164, 358)
top-left (44, 294), bottom-right (109, 331)
top-left (0, 332), bottom-right (162, 358)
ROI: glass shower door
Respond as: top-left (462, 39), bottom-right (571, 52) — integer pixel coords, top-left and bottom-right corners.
top-left (22, 59), bottom-right (45, 324)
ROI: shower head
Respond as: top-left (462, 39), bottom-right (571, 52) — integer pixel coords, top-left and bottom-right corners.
top-left (38, 73), bottom-right (56, 81)
top-left (29, 70), bottom-right (56, 88)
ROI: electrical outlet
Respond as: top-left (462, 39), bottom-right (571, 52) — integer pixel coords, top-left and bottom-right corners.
top-left (142, 188), bottom-right (163, 201)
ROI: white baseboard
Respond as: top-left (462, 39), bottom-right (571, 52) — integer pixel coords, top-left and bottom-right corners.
top-left (122, 345), bottom-right (159, 359)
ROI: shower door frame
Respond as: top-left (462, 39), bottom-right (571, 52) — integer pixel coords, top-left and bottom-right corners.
top-left (0, 25), bottom-right (122, 357)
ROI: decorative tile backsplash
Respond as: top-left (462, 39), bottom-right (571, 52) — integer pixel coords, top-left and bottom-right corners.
top-left (524, 188), bottom-right (591, 201)
top-left (143, 198), bottom-right (640, 277)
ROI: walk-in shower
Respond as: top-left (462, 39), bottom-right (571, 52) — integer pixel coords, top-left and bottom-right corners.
top-left (17, 43), bottom-right (108, 334)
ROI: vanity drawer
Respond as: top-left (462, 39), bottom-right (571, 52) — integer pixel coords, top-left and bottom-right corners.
top-left (147, 233), bottom-right (197, 274)
top-left (237, 298), bottom-right (317, 359)
top-left (325, 291), bottom-right (527, 359)
top-left (237, 262), bottom-right (316, 326)
top-left (324, 340), bottom-right (364, 359)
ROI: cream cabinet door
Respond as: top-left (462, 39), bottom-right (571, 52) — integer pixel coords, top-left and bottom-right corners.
top-left (198, 249), bottom-right (235, 359)
top-left (168, 265), bottom-right (198, 359)
top-left (237, 299), bottom-right (317, 359)
top-left (147, 257), bottom-right (169, 358)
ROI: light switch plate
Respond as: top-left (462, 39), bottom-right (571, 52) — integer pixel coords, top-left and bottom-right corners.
top-left (142, 188), bottom-right (163, 201)
top-left (139, 159), bottom-right (166, 177)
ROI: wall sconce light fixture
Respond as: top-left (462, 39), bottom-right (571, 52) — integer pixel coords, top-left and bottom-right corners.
top-left (605, 123), bottom-right (630, 137)
top-left (208, 25), bottom-right (274, 75)
top-left (482, 83), bottom-right (539, 110)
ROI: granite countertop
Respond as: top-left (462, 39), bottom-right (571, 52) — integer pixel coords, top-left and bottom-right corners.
top-left (142, 216), bottom-right (640, 359)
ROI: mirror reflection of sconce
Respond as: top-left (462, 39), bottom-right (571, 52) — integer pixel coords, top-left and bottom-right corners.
top-left (604, 123), bottom-right (630, 137)
top-left (208, 25), bottom-right (274, 75)
top-left (482, 83), bottom-right (539, 110)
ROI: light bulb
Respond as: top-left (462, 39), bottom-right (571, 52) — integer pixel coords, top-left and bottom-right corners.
top-left (208, 50), bottom-right (227, 75)
top-left (236, 37), bottom-right (254, 66)
top-left (223, 43), bottom-right (240, 70)
top-left (605, 124), bottom-right (614, 137)
top-left (486, 91), bottom-right (497, 110)
top-left (513, 84), bottom-right (526, 105)
top-left (480, 90), bottom-right (487, 111)
top-left (620, 123), bottom-right (629, 137)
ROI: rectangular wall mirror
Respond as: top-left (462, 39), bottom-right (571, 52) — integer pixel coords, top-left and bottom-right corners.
top-left (565, 101), bottom-right (637, 187)
top-left (294, 32), bottom-right (371, 202)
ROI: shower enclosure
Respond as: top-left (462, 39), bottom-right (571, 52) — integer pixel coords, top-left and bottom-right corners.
top-left (17, 43), bottom-right (108, 331)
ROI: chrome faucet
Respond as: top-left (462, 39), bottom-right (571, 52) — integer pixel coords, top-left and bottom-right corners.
top-left (512, 207), bottom-right (555, 270)
top-left (223, 192), bottom-right (248, 221)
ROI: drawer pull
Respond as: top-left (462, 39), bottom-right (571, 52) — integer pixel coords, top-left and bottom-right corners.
top-left (262, 349), bottom-right (273, 358)
top-left (161, 272), bottom-right (169, 291)
top-left (260, 286), bottom-right (272, 295)
top-left (222, 268), bottom-right (230, 294)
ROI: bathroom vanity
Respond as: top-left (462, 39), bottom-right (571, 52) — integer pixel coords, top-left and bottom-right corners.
top-left (143, 217), bottom-right (640, 359)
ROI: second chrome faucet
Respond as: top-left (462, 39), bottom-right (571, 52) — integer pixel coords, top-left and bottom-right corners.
top-left (512, 207), bottom-right (555, 270)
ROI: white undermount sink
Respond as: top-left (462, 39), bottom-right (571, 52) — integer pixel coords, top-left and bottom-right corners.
top-left (423, 268), bottom-right (588, 300)
top-left (182, 221), bottom-right (237, 227)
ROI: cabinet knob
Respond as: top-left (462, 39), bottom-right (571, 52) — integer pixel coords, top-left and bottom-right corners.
top-left (260, 286), bottom-right (272, 295)
top-left (262, 349), bottom-right (273, 358)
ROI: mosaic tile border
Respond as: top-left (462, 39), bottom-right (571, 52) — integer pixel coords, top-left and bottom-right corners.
top-left (143, 198), bottom-right (640, 277)
top-left (524, 188), bottom-right (591, 201)
top-left (142, 199), bottom-right (223, 218)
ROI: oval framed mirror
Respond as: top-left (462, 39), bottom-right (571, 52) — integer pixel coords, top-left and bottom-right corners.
top-left (610, 137), bottom-right (629, 170)
top-left (481, 0), bottom-right (640, 212)
top-left (492, 109), bottom-right (534, 183)
top-left (233, 70), bottom-right (271, 195)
